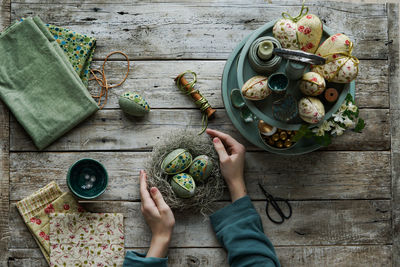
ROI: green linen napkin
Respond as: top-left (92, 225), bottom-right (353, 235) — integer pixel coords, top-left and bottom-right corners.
top-left (0, 16), bottom-right (99, 150)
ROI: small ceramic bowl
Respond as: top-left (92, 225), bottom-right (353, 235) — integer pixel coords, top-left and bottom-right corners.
top-left (268, 73), bottom-right (289, 94)
top-left (67, 158), bottom-right (108, 199)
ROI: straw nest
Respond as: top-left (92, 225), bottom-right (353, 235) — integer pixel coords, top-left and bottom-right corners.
top-left (146, 129), bottom-right (224, 215)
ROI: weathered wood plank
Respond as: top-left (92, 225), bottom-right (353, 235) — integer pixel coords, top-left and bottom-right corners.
top-left (8, 245), bottom-right (392, 267)
top-left (9, 108), bottom-right (389, 151)
top-left (0, 0), bottom-right (10, 30)
top-left (10, 200), bottom-right (391, 248)
top-left (10, 1), bottom-right (388, 60)
top-left (10, 151), bottom-right (391, 201)
top-left (85, 59), bottom-right (388, 109)
top-left (0, 101), bottom-right (10, 267)
top-left (388, 3), bottom-right (400, 266)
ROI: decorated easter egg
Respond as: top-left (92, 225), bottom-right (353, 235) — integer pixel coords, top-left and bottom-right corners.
top-left (119, 92), bottom-right (150, 116)
top-left (311, 33), bottom-right (359, 83)
top-left (170, 173), bottom-right (196, 198)
top-left (188, 155), bottom-right (214, 183)
top-left (273, 14), bottom-right (323, 54)
top-left (241, 76), bottom-right (271, 100)
top-left (298, 97), bottom-right (325, 124)
top-left (161, 149), bottom-right (192, 174)
top-left (299, 72), bottom-right (326, 96)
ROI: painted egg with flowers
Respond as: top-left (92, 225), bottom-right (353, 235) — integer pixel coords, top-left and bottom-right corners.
top-left (170, 173), bottom-right (196, 198)
top-left (300, 72), bottom-right (326, 96)
top-left (119, 91), bottom-right (150, 116)
top-left (188, 155), bottom-right (214, 183)
top-left (298, 97), bottom-right (325, 124)
top-left (241, 76), bottom-right (271, 100)
top-left (161, 149), bottom-right (192, 175)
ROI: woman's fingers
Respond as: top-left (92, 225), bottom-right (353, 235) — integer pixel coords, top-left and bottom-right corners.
top-left (150, 187), bottom-right (170, 212)
top-left (139, 170), bottom-right (153, 203)
top-left (206, 128), bottom-right (243, 154)
top-left (212, 137), bottom-right (229, 162)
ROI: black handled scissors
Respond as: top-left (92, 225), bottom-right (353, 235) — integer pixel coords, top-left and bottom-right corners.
top-left (258, 182), bottom-right (292, 224)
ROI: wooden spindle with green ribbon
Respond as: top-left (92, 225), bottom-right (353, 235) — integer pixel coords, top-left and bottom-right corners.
top-left (174, 70), bottom-right (216, 134)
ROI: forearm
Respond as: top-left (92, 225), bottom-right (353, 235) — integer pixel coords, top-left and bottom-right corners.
top-left (226, 179), bottom-right (247, 202)
top-left (146, 236), bottom-right (171, 258)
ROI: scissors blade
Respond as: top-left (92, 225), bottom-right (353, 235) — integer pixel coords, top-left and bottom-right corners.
top-left (273, 48), bottom-right (326, 65)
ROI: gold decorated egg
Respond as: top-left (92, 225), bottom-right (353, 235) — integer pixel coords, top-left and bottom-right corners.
top-left (188, 155), bottom-right (214, 183)
top-left (241, 76), bottom-right (271, 100)
top-left (161, 149), bottom-right (192, 175)
top-left (298, 97), bottom-right (325, 124)
top-left (300, 72), bottom-right (326, 96)
top-left (170, 173), bottom-right (196, 198)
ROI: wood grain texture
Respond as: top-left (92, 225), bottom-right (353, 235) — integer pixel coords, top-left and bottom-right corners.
top-left (388, 3), bottom-right (400, 267)
top-left (0, 101), bottom-right (10, 267)
top-left (10, 151), bottom-right (391, 201)
top-left (7, 245), bottom-right (392, 267)
top-left (9, 200), bottom-right (391, 249)
top-left (10, 1), bottom-right (387, 60)
top-left (9, 108), bottom-right (389, 151)
top-left (85, 59), bottom-right (389, 109)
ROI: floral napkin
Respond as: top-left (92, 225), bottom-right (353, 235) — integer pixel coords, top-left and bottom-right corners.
top-left (16, 182), bottom-right (63, 262)
top-left (49, 213), bottom-right (125, 267)
top-left (26, 192), bottom-right (84, 262)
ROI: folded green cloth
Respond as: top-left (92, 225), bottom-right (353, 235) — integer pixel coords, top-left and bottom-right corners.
top-left (20, 18), bottom-right (97, 87)
top-left (0, 16), bottom-right (99, 150)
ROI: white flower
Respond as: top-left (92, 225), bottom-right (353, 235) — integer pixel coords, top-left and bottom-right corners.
top-left (339, 103), bottom-right (347, 113)
top-left (347, 102), bottom-right (358, 113)
top-left (343, 117), bottom-right (355, 128)
top-left (331, 124), bottom-right (346, 136)
top-left (332, 112), bottom-right (344, 123)
top-left (321, 120), bottom-right (333, 131)
top-left (312, 126), bottom-right (326, 136)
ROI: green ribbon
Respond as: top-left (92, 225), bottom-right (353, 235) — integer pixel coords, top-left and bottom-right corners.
top-left (176, 70), bottom-right (211, 135)
top-left (282, 0), bottom-right (309, 23)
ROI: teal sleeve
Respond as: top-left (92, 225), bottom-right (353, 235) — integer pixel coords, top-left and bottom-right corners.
top-left (123, 251), bottom-right (168, 267)
top-left (210, 196), bottom-right (281, 267)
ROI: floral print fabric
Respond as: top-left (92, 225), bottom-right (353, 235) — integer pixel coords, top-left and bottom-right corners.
top-left (27, 192), bottom-right (84, 259)
top-left (47, 24), bottom-right (96, 87)
top-left (16, 181), bottom-right (63, 263)
top-left (49, 213), bottom-right (125, 267)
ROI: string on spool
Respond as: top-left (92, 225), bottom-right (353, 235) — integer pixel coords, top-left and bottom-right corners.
top-left (175, 70), bottom-right (216, 135)
top-left (90, 51), bottom-right (130, 109)
top-left (282, 0), bottom-right (309, 23)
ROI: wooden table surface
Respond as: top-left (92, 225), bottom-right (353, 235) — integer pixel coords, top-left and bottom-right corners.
top-left (0, 0), bottom-right (399, 266)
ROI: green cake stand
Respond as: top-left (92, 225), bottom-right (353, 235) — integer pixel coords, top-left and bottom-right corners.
top-left (221, 22), bottom-right (355, 155)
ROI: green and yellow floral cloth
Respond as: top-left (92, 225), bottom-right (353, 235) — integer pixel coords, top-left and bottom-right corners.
top-left (16, 182), bottom-right (63, 263)
top-left (46, 24), bottom-right (96, 87)
top-left (49, 213), bottom-right (125, 267)
top-left (26, 192), bottom-right (84, 263)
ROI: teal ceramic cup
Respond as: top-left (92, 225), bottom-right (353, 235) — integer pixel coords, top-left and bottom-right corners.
top-left (67, 158), bottom-right (108, 199)
top-left (268, 73), bottom-right (289, 94)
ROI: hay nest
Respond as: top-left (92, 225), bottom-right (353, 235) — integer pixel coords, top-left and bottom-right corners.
top-left (146, 129), bottom-right (224, 215)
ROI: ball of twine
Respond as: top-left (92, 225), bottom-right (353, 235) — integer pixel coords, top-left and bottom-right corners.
top-left (146, 129), bottom-right (224, 215)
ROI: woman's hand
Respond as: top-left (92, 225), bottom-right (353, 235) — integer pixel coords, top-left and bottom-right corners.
top-left (139, 170), bottom-right (175, 258)
top-left (206, 129), bottom-right (247, 202)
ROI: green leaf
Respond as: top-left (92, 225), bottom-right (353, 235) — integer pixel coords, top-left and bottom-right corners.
top-left (292, 124), bottom-right (309, 142)
top-left (315, 134), bottom-right (332, 146)
top-left (354, 118), bottom-right (365, 132)
top-left (345, 93), bottom-right (354, 103)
